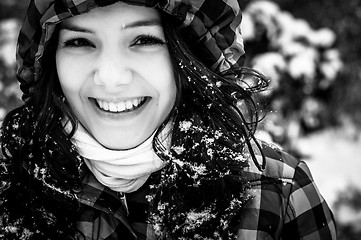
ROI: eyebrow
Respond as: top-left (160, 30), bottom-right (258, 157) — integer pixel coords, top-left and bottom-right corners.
top-left (60, 19), bottom-right (162, 33)
top-left (123, 19), bottom-right (162, 29)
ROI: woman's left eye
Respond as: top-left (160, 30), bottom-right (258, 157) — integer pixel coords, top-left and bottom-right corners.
top-left (132, 35), bottom-right (166, 47)
top-left (62, 37), bottom-right (94, 48)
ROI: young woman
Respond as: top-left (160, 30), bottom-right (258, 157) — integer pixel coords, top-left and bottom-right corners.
top-left (0, 0), bottom-right (336, 239)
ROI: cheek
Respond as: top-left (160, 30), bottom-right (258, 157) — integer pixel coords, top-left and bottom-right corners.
top-left (154, 58), bottom-right (177, 111)
top-left (56, 59), bottom-right (83, 111)
top-left (56, 54), bottom-right (84, 93)
top-left (149, 54), bottom-right (176, 90)
top-left (56, 53), bottom-right (72, 87)
top-left (157, 73), bottom-right (177, 114)
top-left (57, 68), bottom-right (78, 99)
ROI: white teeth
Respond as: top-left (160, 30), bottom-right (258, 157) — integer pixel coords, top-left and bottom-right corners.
top-left (117, 102), bottom-right (126, 112)
top-left (132, 99), bottom-right (139, 107)
top-left (96, 98), bottom-right (144, 113)
top-left (126, 100), bottom-right (133, 109)
top-left (109, 102), bottom-right (117, 112)
top-left (103, 101), bottom-right (109, 111)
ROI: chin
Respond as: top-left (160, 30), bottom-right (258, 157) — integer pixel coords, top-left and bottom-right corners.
top-left (101, 142), bottom-right (133, 150)
top-left (98, 138), bottom-right (145, 150)
top-left (93, 128), bottom-right (155, 150)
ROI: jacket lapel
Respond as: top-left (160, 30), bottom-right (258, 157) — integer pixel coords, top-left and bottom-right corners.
top-left (76, 173), bottom-right (138, 239)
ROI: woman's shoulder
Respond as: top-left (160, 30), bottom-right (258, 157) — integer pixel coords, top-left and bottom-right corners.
top-left (245, 140), bottom-right (306, 184)
top-left (238, 140), bottom-right (337, 239)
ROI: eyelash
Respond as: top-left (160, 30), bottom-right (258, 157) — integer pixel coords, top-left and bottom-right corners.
top-left (132, 34), bottom-right (166, 46)
top-left (61, 34), bottom-right (166, 48)
top-left (63, 37), bottom-right (94, 48)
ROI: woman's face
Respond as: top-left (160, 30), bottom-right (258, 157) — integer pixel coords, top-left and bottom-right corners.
top-left (56, 2), bottom-right (176, 150)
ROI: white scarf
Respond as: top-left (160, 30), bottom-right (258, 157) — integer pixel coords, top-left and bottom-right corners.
top-left (71, 124), bottom-right (171, 193)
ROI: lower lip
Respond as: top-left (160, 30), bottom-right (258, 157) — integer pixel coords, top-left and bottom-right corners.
top-left (90, 98), bottom-right (149, 121)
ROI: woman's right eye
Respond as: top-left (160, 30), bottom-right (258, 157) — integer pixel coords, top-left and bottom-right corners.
top-left (63, 38), bottom-right (94, 48)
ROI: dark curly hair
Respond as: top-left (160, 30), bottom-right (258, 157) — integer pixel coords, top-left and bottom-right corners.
top-left (0, 10), bottom-right (269, 240)
top-left (148, 13), bottom-right (269, 239)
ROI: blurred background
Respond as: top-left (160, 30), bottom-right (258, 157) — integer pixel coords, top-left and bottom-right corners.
top-left (0, 0), bottom-right (360, 239)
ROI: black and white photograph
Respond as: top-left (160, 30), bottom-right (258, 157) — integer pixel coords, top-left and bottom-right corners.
top-left (0, 0), bottom-right (359, 239)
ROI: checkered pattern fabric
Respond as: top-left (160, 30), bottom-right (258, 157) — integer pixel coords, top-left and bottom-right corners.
top-left (75, 142), bottom-right (337, 239)
top-left (16, 0), bottom-right (245, 100)
top-left (237, 143), bottom-right (337, 239)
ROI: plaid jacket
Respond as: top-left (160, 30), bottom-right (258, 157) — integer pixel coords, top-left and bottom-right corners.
top-left (75, 142), bottom-right (337, 240)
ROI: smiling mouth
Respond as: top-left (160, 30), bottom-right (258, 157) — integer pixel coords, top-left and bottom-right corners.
top-left (93, 97), bottom-right (147, 113)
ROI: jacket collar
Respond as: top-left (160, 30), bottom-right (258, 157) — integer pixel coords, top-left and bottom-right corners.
top-left (76, 171), bottom-right (138, 239)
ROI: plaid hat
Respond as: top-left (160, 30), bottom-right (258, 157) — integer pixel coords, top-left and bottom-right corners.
top-left (16, 0), bottom-right (245, 100)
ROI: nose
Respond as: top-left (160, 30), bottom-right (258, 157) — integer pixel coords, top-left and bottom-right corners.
top-left (94, 51), bottom-right (132, 87)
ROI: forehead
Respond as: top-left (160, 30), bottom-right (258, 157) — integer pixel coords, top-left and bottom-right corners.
top-left (60, 2), bottom-right (161, 28)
